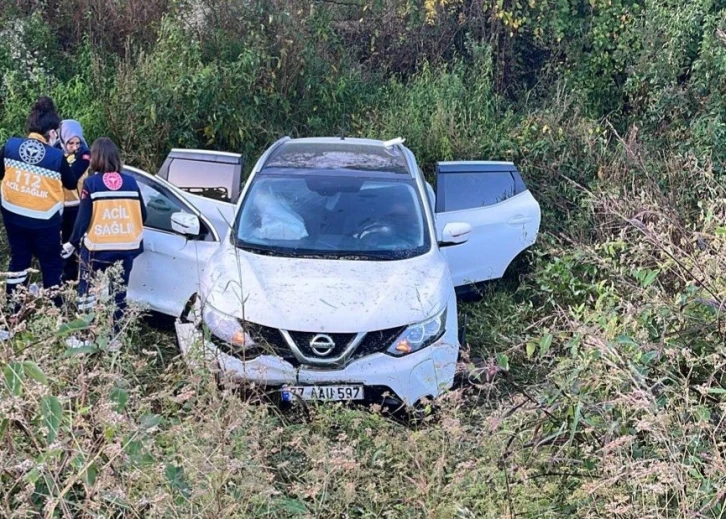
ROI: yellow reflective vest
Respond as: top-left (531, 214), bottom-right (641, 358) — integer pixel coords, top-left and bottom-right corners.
top-left (1, 133), bottom-right (67, 222)
top-left (78, 172), bottom-right (145, 252)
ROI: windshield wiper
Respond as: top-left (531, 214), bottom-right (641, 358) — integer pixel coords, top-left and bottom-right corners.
top-left (333, 253), bottom-right (388, 261)
top-left (239, 245), bottom-right (401, 261)
top-left (239, 245), bottom-right (297, 257)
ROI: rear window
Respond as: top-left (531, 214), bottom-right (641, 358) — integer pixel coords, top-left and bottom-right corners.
top-left (437, 172), bottom-right (524, 212)
top-left (168, 159), bottom-right (237, 201)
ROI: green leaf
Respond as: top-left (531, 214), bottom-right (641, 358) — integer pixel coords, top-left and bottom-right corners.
top-left (41, 395), bottom-right (62, 444)
top-left (694, 406), bottom-right (711, 422)
top-left (4, 362), bottom-right (24, 396)
top-left (84, 463), bottom-right (98, 487)
top-left (123, 438), bottom-right (142, 456)
top-left (165, 464), bottom-right (191, 499)
top-left (62, 345), bottom-right (98, 357)
top-left (58, 314), bottom-right (95, 337)
top-left (539, 333), bottom-right (553, 357)
top-left (139, 414), bottom-right (162, 431)
top-left (95, 336), bottom-right (110, 351)
top-left (526, 342), bottom-right (536, 359)
top-left (568, 401), bottom-right (582, 446)
top-left (640, 351), bottom-right (659, 365)
top-left (633, 268), bottom-right (659, 288)
top-left (110, 388), bottom-right (129, 412)
top-left (25, 467), bottom-right (41, 484)
top-left (496, 353), bottom-right (509, 372)
top-left (22, 361), bottom-right (47, 385)
top-left (706, 387), bottom-right (726, 394)
top-left (616, 335), bottom-right (638, 347)
top-left (642, 269), bottom-right (659, 287)
top-left (278, 497), bottom-right (308, 515)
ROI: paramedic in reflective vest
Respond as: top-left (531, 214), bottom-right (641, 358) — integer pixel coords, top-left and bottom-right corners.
top-left (66, 137), bottom-right (147, 336)
top-left (0, 96), bottom-right (79, 307)
top-left (57, 119), bottom-right (91, 282)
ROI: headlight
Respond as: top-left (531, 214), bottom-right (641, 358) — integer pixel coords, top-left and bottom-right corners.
top-left (386, 308), bottom-right (446, 357)
top-left (202, 303), bottom-right (252, 349)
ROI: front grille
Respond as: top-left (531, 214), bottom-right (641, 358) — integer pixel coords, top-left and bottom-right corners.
top-left (214, 321), bottom-right (406, 367)
top-left (245, 322), bottom-right (284, 349)
top-left (287, 331), bottom-right (357, 359)
top-left (246, 322), bottom-right (298, 365)
top-left (352, 326), bottom-right (406, 360)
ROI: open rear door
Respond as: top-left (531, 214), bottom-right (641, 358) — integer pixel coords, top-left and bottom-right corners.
top-left (157, 149), bottom-right (244, 203)
top-left (434, 161), bottom-right (541, 287)
top-left (156, 149), bottom-right (242, 237)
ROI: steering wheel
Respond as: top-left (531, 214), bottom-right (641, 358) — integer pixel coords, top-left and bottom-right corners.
top-left (148, 196), bottom-right (173, 213)
top-left (354, 220), bottom-right (416, 249)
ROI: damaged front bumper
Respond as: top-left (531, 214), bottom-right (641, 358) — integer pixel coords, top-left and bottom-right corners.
top-left (175, 320), bottom-right (458, 406)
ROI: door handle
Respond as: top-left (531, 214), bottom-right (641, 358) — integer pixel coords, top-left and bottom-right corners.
top-left (508, 215), bottom-right (533, 225)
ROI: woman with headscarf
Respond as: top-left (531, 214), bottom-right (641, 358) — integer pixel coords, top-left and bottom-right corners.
top-left (57, 119), bottom-right (91, 282)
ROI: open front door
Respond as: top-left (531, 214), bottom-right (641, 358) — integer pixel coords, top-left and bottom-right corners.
top-left (434, 161), bottom-right (541, 287)
top-left (124, 166), bottom-right (226, 317)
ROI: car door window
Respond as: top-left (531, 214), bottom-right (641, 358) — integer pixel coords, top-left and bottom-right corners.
top-left (133, 175), bottom-right (193, 233)
top-left (436, 172), bottom-right (520, 212)
top-left (434, 162), bottom-right (540, 286)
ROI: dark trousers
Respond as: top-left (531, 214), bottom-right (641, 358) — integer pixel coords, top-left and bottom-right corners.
top-left (61, 205), bottom-right (80, 282)
top-left (4, 219), bottom-right (62, 306)
top-left (78, 247), bottom-right (135, 335)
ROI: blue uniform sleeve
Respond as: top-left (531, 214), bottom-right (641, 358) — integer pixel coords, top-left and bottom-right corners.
top-left (60, 156), bottom-right (77, 190)
top-left (71, 148), bottom-right (90, 179)
top-left (70, 178), bottom-right (93, 248)
top-left (0, 145), bottom-right (5, 181)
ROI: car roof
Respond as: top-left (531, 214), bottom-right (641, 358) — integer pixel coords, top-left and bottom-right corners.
top-left (259, 137), bottom-right (412, 177)
top-left (437, 161), bottom-right (517, 173)
top-left (168, 148), bottom-right (242, 164)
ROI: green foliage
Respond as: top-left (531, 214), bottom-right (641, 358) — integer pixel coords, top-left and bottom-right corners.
top-left (2, 1), bottom-right (726, 517)
top-left (356, 48), bottom-right (518, 175)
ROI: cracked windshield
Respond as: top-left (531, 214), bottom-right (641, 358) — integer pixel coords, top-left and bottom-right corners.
top-left (236, 175), bottom-right (428, 259)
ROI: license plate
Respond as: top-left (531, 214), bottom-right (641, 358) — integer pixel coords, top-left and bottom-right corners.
top-left (281, 385), bottom-right (364, 402)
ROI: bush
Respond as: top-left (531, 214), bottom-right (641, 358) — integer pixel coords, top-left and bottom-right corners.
top-left (2, 1), bottom-right (726, 516)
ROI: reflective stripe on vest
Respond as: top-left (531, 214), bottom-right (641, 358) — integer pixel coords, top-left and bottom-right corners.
top-left (83, 193), bottom-right (143, 252)
top-left (1, 159), bottom-right (65, 219)
top-left (1, 136), bottom-right (65, 220)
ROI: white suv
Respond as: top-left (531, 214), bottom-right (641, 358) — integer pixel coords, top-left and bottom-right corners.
top-left (122, 137), bottom-right (541, 406)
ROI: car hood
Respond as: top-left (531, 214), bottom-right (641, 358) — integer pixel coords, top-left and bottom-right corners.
top-left (201, 246), bottom-right (451, 332)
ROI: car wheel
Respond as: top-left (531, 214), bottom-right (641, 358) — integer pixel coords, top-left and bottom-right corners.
top-left (502, 250), bottom-right (534, 282)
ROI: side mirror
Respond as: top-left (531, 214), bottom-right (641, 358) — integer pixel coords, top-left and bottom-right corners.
top-left (439, 222), bottom-right (471, 246)
top-left (171, 212), bottom-right (201, 237)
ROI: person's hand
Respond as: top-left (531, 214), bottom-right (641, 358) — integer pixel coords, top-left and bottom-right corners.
top-left (61, 243), bottom-right (75, 259)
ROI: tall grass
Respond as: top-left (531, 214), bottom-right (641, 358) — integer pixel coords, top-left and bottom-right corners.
top-left (2, 166), bottom-right (724, 517)
top-left (1, 2), bottom-right (726, 517)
